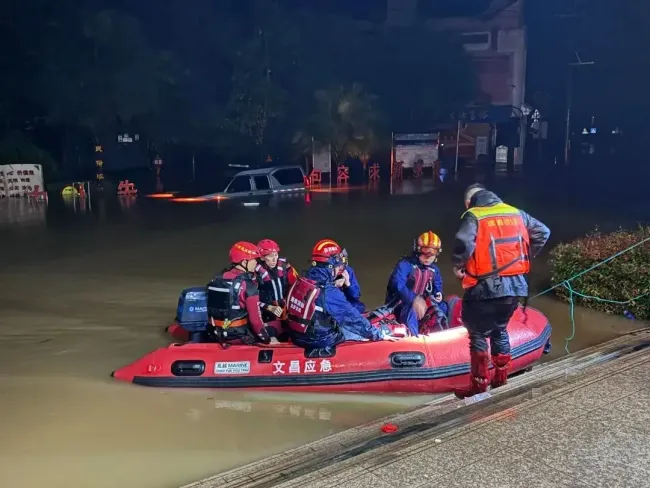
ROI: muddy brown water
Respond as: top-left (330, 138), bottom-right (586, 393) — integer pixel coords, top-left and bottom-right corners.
top-left (0, 186), bottom-right (643, 488)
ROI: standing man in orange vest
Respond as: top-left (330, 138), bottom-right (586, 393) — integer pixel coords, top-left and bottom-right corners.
top-left (452, 183), bottom-right (550, 399)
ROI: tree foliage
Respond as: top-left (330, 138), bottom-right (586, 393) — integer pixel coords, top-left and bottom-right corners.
top-left (0, 131), bottom-right (57, 170)
top-left (346, 24), bottom-right (478, 130)
top-left (221, 2), bottom-right (298, 156)
top-left (33, 8), bottom-right (173, 134)
top-left (1, 0), bottom-right (478, 167)
top-left (294, 84), bottom-right (382, 163)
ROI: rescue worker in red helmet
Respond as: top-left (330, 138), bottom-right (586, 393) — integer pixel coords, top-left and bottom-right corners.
top-left (285, 239), bottom-right (393, 355)
top-left (206, 241), bottom-right (281, 345)
top-left (452, 183), bottom-right (550, 398)
top-left (255, 239), bottom-right (298, 325)
top-left (386, 231), bottom-right (448, 336)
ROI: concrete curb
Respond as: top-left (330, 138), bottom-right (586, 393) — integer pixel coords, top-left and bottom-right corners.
top-left (181, 328), bottom-right (650, 488)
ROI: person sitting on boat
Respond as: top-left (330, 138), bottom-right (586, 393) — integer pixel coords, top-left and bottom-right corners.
top-left (285, 239), bottom-right (393, 355)
top-left (386, 231), bottom-right (449, 336)
top-left (207, 241), bottom-right (282, 345)
top-left (338, 247), bottom-right (366, 313)
top-left (255, 239), bottom-right (299, 327)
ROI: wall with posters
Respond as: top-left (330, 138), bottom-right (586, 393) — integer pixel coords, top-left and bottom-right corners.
top-left (393, 133), bottom-right (440, 168)
top-left (312, 144), bottom-right (332, 176)
top-left (0, 164), bottom-right (45, 197)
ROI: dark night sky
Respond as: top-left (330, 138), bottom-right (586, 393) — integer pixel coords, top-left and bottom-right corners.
top-left (12, 0), bottom-right (644, 152)
top-left (276, 0), bottom-right (493, 20)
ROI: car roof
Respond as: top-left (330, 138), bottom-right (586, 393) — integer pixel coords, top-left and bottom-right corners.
top-left (233, 165), bottom-right (304, 177)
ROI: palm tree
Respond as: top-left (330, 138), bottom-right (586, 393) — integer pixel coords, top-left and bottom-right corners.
top-left (294, 83), bottom-right (382, 166)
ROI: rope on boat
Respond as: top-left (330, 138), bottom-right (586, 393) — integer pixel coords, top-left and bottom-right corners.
top-left (529, 236), bottom-right (650, 354)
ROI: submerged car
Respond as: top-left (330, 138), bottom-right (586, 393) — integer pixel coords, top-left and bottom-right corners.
top-left (203, 165), bottom-right (307, 200)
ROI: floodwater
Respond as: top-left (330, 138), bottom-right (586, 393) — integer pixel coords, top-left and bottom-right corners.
top-left (0, 182), bottom-right (643, 488)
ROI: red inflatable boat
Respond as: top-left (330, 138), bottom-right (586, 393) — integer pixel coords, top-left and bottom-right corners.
top-left (112, 295), bottom-right (552, 394)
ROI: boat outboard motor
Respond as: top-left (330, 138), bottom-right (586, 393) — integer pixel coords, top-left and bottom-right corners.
top-left (175, 287), bottom-right (209, 342)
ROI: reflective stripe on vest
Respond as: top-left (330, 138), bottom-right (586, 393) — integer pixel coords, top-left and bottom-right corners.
top-left (462, 202), bottom-right (531, 289)
top-left (302, 286), bottom-right (323, 318)
top-left (210, 316), bottom-right (248, 329)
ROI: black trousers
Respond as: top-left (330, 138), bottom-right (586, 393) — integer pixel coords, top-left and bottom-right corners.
top-left (462, 297), bottom-right (519, 355)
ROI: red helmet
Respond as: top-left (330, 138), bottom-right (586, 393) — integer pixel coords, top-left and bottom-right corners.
top-left (229, 241), bottom-right (261, 263)
top-left (414, 231), bottom-right (442, 256)
top-left (257, 239), bottom-right (280, 256)
top-left (311, 239), bottom-right (343, 264)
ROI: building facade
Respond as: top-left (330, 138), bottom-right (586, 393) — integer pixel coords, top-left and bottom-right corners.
top-left (387, 0), bottom-right (527, 169)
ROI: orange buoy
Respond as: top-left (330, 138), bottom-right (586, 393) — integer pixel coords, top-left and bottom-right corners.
top-left (380, 423), bottom-right (398, 434)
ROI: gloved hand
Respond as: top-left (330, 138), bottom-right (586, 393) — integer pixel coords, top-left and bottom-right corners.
top-left (379, 323), bottom-right (398, 342)
top-left (382, 332), bottom-right (398, 342)
top-left (433, 292), bottom-right (443, 303)
top-left (266, 305), bottom-right (283, 318)
top-left (257, 326), bottom-right (272, 344)
top-left (341, 269), bottom-right (351, 287)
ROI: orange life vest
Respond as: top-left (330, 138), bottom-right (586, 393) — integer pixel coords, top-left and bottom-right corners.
top-left (462, 202), bottom-right (531, 289)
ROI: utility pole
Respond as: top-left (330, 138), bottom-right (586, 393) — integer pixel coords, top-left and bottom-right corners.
top-left (454, 119), bottom-right (461, 181)
top-left (564, 51), bottom-right (594, 165)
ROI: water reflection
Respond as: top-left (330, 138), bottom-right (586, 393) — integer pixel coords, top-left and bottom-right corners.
top-left (62, 194), bottom-right (91, 214)
top-left (390, 178), bottom-right (437, 195)
top-left (118, 195), bottom-right (138, 211)
top-left (0, 198), bottom-right (48, 227)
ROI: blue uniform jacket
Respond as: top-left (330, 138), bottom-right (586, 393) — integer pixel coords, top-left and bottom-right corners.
top-left (386, 255), bottom-right (443, 306)
top-left (386, 256), bottom-right (446, 336)
top-left (307, 266), bottom-right (381, 342)
top-left (342, 265), bottom-right (366, 313)
top-left (451, 190), bottom-right (551, 301)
